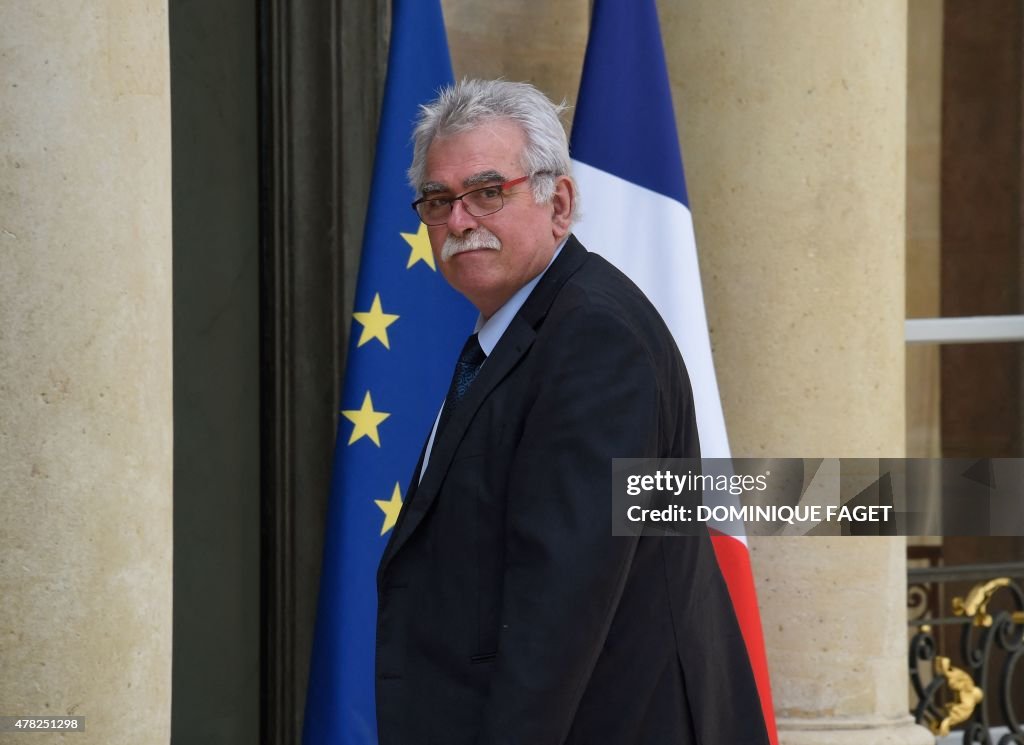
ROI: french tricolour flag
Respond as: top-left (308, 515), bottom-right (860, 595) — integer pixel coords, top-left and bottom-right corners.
top-left (570, 0), bottom-right (777, 741)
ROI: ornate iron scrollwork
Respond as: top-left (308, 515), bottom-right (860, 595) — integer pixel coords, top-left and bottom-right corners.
top-left (933, 655), bottom-right (984, 736)
top-left (909, 569), bottom-right (1024, 744)
top-left (953, 578), bottom-right (1011, 628)
top-left (910, 625), bottom-right (947, 732)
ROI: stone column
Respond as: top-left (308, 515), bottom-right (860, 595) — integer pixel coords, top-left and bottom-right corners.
top-left (0, 4), bottom-right (173, 744)
top-left (659, 1), bottom-right (930, 743)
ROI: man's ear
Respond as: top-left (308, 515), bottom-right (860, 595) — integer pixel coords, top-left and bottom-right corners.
top-left (550, 176), bottom-right (575, 238)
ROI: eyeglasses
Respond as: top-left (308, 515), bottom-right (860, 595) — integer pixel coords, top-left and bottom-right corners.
top-left (411, 173), bottom-right (550, 226)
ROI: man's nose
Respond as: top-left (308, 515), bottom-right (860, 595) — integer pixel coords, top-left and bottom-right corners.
top-left (446, 199), bottom-right (479, 234)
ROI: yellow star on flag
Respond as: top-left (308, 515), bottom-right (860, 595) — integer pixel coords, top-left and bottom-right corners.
top-left (340, 391), bottom-right (390, 446)
top-left (375, 483), bottom-right (404, 535)
top-left (401, 223), bottom-right (436, 270)
top-left (352, 293), bottom-right (399, 349)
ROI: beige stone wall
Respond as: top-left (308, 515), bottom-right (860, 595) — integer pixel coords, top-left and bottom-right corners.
top-left (443, 0), bottom-right (590, 111)
top-left (0, 2), bottom-right (173, 743)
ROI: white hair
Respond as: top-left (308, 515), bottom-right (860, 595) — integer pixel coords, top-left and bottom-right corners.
top-left (408, 78), bottom-right (578, 219)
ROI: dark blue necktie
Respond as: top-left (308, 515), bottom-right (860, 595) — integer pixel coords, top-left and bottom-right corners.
top-left (437, 333), bottom-right (486, 438)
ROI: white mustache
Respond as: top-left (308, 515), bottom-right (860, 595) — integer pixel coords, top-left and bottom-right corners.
top-left (441, 229), bottom-right (502, 262)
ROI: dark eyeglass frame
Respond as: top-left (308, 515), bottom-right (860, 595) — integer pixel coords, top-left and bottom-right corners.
top-left (411, 172), bottom-right (550, 226)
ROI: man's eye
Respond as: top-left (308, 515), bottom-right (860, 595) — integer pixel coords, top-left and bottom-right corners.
top-left (478, 188), bottom-right (501, 199)
top-left (428, 197), bottom-right (452, 208)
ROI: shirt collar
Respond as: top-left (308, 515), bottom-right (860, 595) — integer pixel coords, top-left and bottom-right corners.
top-left (474, 237), bottom-right (567, 356)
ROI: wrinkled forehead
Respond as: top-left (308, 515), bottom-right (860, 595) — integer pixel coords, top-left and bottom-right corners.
top-left (422, 119), bottom-right (526, 188)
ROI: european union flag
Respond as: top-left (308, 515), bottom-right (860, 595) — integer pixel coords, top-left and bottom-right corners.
top-left (303, 2), bottom-right (475, 742)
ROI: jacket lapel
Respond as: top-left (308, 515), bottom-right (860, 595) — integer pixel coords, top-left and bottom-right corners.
top-left (377, 236), bottom-right (589, 579)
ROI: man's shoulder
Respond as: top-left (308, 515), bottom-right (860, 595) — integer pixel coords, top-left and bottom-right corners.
top-left (531, 253), bottom-right (676, 373)
top-left (520, 236), bottom-right (683, 367)
top-left (551, 246), bottom-right (664, 332)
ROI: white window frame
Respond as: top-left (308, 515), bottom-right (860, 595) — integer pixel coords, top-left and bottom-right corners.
top-left (905, 315), bottom-right (1024, 344)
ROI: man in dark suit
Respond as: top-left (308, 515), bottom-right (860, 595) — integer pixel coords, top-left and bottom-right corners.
top-left (375, 79), bottom-right (769, 745)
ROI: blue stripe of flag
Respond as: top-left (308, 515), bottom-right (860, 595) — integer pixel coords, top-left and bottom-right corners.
top-left (569, 0), bottom-right (689, 207)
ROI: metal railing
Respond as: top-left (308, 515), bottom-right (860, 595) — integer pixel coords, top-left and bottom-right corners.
top-left (908, 562), bottom-right (1024, 743)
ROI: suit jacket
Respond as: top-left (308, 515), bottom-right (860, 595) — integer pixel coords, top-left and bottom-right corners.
top-left (376, 236), bottom-right (769, 745)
